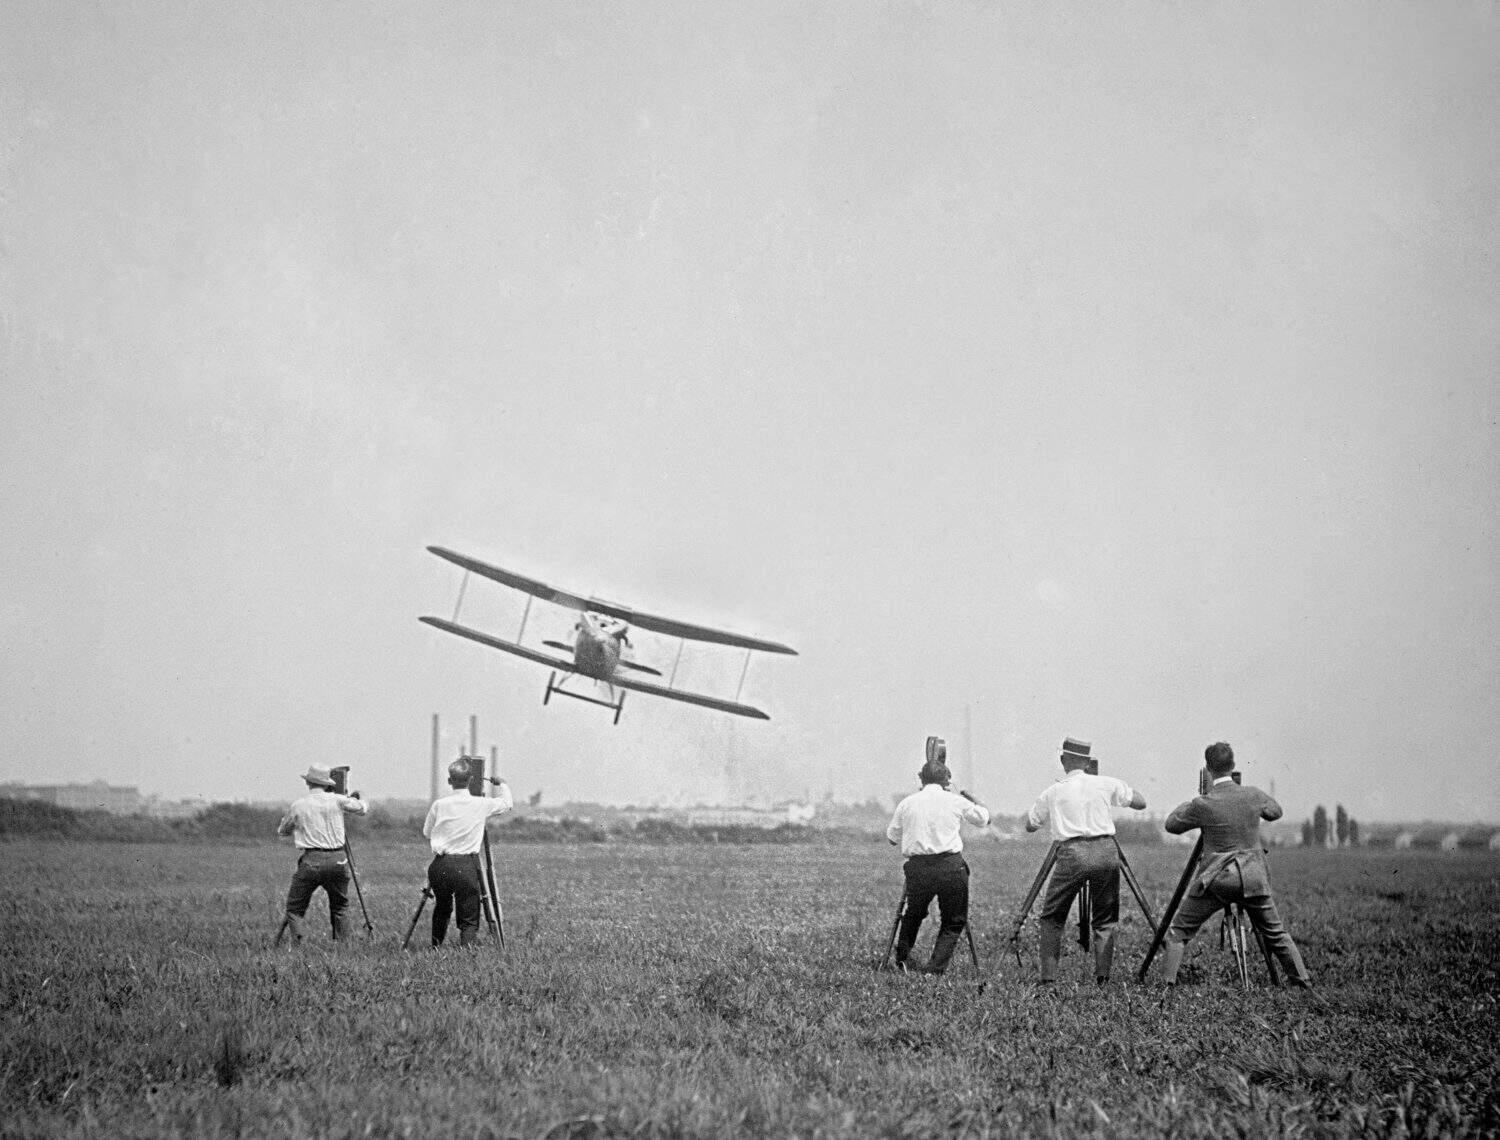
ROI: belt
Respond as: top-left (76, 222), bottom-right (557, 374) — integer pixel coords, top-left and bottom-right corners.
top-left (300, 846), bottom-right (344, 853)
top-left (1061, 834), bottom-right (1112, 843)
top-left (434, 850), bottom-right (480, 859)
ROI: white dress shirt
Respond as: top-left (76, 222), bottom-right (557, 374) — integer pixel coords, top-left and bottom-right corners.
top-left (423, 783), bottom-right (514, 855)
top-left (1025, 770), bottom-right (1137, 839)
top-left (886, 783), bottom-right (991, 855)
top-left (277, 789), bottom-right (369, 849)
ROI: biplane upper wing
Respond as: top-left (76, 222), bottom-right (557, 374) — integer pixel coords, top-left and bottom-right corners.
top-left (426, 547), bottom-right (590, 610)
top-left (591, 604), bottom-right (798, 656)
top-left (608, 674), bottom-right (771, 720)
top-left (419, 616), bottom-right (576, 672)
top-left (428, 545), bottom-right (796, 656)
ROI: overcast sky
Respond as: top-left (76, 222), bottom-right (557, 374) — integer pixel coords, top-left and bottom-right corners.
top-left (2, 3), bottom-right (1496, 824)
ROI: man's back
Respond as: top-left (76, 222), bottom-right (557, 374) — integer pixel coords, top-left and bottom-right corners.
top-left (1166, 781), bottom-right (1280, 853)
top-left (1026, 770), bottom-right (1138, 839)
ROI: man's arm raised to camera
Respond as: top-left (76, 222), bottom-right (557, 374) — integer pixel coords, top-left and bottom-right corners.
top-left (1163, 797), bottom-right (1201, 835)
top-left (1023, 785), bottom-right (1051, 833)
top-left (956, 789), bottom-right (991, 829)
top-left (339, 791), bottom-right (369, 816)
top-left (486, 778), bottom-right (514, 814)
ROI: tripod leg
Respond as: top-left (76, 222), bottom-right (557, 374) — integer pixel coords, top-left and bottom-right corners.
top-left (1231, 907), bottom-right (1250, 991)
top-left (1009, 841), bottom-right (1060, 957)
top-left (273, 915), bottom-right (290, 948)
top-left (880, 887), bottom-right (908, 971)
top-left (1076, 881), bottom-right (1091, 951)
top-left (402, 888), bottom-right (433, 950)
top-left (1137, 835), bottom-right (1205, 983)
top-left (965, 920), bottom-right (980, 970)
top-left (343, 842), bottom-right (374, 937)
top-left (481, 834), bottom-right (504, 948)
top-left (1114, 841), bottom-right (1160, 932)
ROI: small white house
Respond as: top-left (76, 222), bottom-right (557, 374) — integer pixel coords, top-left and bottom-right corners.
top-left (1488, 832), bottom-right (1500, 852)
top-left (1394, 832), bottom-right (1415, 850)
top-left (1440, 831), bottom-right (1461, 851)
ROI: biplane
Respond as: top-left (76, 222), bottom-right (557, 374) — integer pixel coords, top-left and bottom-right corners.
top-left (420, 546), bottom-right (797, 723)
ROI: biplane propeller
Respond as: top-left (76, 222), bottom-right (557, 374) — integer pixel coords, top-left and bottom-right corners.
top-left (420, 546), bottom-right (796, 723)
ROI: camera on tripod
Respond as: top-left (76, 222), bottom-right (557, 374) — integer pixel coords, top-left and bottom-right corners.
top-left (329, 765), bottom-right (360, 798)
top-left (1197, 768), bottom-right (1242, 795)
top-left (451, 753), bottom-right (500, 797)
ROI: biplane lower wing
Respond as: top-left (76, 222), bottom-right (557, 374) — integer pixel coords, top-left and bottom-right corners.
top-left (609, 674), bottom-right (771, 720)
top-left (420, 616), bottom-right (769, 720)
top-left (419, 616), bottom-right (577, 673)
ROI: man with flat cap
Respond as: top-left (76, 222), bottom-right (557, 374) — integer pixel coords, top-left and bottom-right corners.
top-left (886, 737), bottom-right (991, 975)
top-left (422, 755), bottom-right (513, 948)
top-left (1158, 741), bottom-right (1314, 990)
top-left (1024, 737), bottom-right (1147, 984)
top-left (277, 764), bottom-right (370, 943)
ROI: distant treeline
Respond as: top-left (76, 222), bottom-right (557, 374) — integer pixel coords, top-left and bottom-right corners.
top-left (0, 798), bottom-right (879, 846)
top-left (0, 798), bottom-right (1224, 848)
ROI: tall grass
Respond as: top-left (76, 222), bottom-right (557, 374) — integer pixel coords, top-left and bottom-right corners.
top-left (1, 840), bottom-right (1495, 1137)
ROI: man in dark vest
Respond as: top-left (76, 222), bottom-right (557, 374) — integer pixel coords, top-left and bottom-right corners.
top-left (1159, 741), bottom-right (1314, 989)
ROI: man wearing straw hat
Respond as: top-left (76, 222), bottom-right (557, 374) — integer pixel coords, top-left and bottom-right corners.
top-left (1024, 737), bottom-right (1146, 984)
top-left (276, 764), bottom-right (369, 943)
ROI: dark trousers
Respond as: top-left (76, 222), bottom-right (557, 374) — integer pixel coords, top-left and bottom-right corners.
top-left (896, 852), bottom-right (969, 974)
top-left (429, 853), bottom-right (484, 947)
top-left (284, 849), bottom-right (351, 941)
top-left (1163, 879), bottom-right (1311, 985)
top-left (1038, 836), bottom-right (1120, 981)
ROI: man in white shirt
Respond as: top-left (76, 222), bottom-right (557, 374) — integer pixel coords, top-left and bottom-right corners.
top-left (422, 756), bottom-right (514, 947)
top-left (886, 741), bottom-right (991, 975)
top-left (1024, 737), bottom-right (1146, 984)
top-left (276, 764), bottom-right (370, 942)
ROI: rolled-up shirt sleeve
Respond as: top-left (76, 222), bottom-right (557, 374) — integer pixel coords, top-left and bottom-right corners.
top-left (487, 781), bottom-right (514, 814)
top-left (339, 794), bottom-right (369, 816)
top-left (1025, 790), bottom-right (1049, 832)
top-left (960, 800), bottom-right (990, 828)
top-left (1109, 778), bottom-right (1136, 807)
top-left (886, 807), bottom-right (904, 846)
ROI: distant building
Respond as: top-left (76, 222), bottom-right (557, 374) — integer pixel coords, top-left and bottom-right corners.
top-left (785, 803), bottom-right (815, 825)
top-left (1489, 833), bottom-right (1500, 853)
top-left (1439, 832), bottom-right (1461, 852)
top-left (1394, 832), bottom-right (1415, 850)
top-left (0, 780), bottom-right (143, 814)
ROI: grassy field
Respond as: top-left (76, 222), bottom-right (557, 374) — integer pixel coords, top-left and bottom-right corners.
top-left (1, 837), bottom-right (1496, 1138)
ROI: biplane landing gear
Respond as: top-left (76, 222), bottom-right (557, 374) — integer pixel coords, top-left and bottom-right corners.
top-left (542, 671), bottom-right (627, 725)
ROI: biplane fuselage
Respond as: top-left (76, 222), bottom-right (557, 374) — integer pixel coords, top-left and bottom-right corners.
top-left (570, 613), bottom-right (628, 680)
